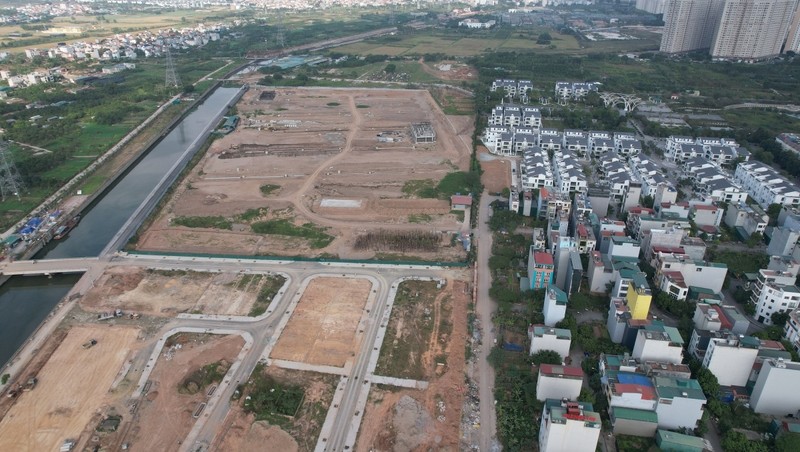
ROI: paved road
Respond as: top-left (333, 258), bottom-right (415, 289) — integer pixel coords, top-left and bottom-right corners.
top-left (475, 191), bottom-right (500, 451)
top-left (2, 252), bottom-right (462, 452)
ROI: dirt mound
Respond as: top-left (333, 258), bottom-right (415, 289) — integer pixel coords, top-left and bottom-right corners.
top-left (242, 421), bottom-right (298, 452)
top-left (392, 395), bottom-right (432, 452)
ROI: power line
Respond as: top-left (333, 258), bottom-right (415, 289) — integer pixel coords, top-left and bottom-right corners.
top-left (0, 140), bottom-right (25, 201)
top-left (165, 47), bottom-right (181, 89)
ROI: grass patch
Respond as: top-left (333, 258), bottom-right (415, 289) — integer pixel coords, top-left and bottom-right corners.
top-left (242, 364), bottom-right (305, 419)
top-left (356, 104), bottom-right (370, 108)
top-left (375, 280), bottom-right (440, 380)
top-left (402, 179), bottom-right (437, 198)
top-left (179, 359), bottom-right (231, 395)
top-left (408, 213), bottom-right (432, 223)
top-left (172, 215), bottom-right (232, 230)
top-left (451, 210), bottom-right (465, 222)
top-left (236, 207), bottom-right (268, 222)
top-left (260, 184), bottom-right (280, 196)
top-left (249, 274), bottom-right (287, 317)
top-left (326, 102), bottom-right (340, 107)
top-left (706, 249), bottom-right (769, 275)
top-left (251, 219), bottom-right (334, 248)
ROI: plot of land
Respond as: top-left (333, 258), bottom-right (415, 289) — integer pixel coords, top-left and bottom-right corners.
top-left (271, 277), bottom-right (372, 367)
top-left (80, 267), bottom-right (285, 317)
top-left (0, 326), bottom-right (140, 452)
top-left (216, 366), bottom-right (338, 452)
top-left (136, 87), bottom-right (472, 260)
top-left (125, 334), bottom-right (244, 451)
top-left (358, 279), bottom-right (470, 451)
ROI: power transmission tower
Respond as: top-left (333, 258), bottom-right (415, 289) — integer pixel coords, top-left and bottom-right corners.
top-left (0, 141), bottom-right (25, 201)
top-left (165, 47), bottom-right (181, 89)
top-left (275, 10), bottom-right (286, 49)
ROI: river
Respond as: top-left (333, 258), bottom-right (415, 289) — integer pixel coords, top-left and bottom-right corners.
top-left (0, 86), bottom-right (242, 368)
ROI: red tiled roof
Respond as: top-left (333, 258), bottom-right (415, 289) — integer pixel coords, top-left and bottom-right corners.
top-left (693, 204), bottom-right (718, 211)
top-left (653, 246), bottom-right (685, 254)
top-left (711, 306), bottom-right (733, 331)
top-left (534, 252), bottom-right (554, 265)
top-left (540, 363), bottom-right (584, 378)
top-left (451, 195), bottom-right (473, 205)
top-left (700, 225), bottom-right (718, 233)
top-left (578, 223), bottom-right (588, 237)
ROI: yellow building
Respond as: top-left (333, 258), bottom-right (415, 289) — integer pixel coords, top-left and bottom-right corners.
top-left (626, 274), bottom-right (652, 320)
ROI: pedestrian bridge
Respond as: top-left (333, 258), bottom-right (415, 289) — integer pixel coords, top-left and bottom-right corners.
top-left (1, 257), bottom-right (98, 276)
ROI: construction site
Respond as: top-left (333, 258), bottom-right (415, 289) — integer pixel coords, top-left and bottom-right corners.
top-left (135, 86), bottom-right (474, 261)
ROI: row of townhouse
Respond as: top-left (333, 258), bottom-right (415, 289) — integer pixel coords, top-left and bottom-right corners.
top-left (665, 135), bottom-right (747, 164)
top-left (490, 79), bottom-right (533, 98)
top-left (483, 125), bottom-right (641, 158)
top-left (488, 104), bottom-right (542, 128)
top-left (599, 352), bottom-right (707, 434)
top-left (555, 81), bottom-right (601, 100)
top-left (520, 146), bottom-right (554, 190)
top-left (596, 153), bottom-right (642, 209)
top-left (553, 149), bottom-right (588, 194)
top-left (734, 160), bottom-right (800, 208)
top-left (689, 326), bottom-right (800, 417)
top-left (629, 155), bottom-right (678, 201)
top-left (680, 156), bottom-right (747, 204)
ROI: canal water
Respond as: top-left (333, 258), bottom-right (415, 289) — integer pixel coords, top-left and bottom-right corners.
top-left (0, 86), bottom-right (242, 367)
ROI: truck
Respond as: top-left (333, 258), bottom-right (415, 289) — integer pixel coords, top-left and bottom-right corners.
top-left (82, 339), bottom-right (97, 349)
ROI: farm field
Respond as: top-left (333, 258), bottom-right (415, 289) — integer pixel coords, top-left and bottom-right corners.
top-left (136, 86), bottom-right (474, 260)
top-left (0, 326), bottom-right (140, 452)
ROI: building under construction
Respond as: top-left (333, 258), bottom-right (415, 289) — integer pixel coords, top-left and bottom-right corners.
top-left (411, 122), bottom-right (436, 144)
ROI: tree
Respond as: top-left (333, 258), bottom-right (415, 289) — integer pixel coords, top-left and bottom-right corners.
top-left (530, 350), bottom-right (562, 365)
top-left (641, 195), bottom-right (654, 208)
top-left (722, 431), bottom-right (769, 452)
top-left (1, 374), bottom-right (8, 385)
top-left (536, 33), bottom-right (552, 45)
top-left (776, 432), bottom-right (800, 452)
top-left (384, 63), bottom-right (396, 73)
top-left (772, 311), bottom-right (790, 327)
top-left (746, 232), bottom-right (763, 247)
top-left (767, 203), bottom-right (782, 226)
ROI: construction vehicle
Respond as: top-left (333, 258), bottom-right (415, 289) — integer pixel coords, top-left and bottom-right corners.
top-left (82, 339), bottom-right (98, 349)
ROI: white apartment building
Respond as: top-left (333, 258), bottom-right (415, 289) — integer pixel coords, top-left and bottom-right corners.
top-left (725, 202), bottom-right (769, 235)
top-left (750, 358), bottom-right (800, 416)
top-left (543, 285), bottom-right (569, 326)
top-left (539, 400), bottom-right (602, 452)
top-left (784, 309), bottom-right (800, 354)
top-left (702, 334), bottom-right (759, 386)
top-left (654, 377), bottom-right (707, 430)
top-left (753, 279), bottom-right (800, 325)
top-left (710, 0), bottom-right (797, 61)
top-left (537, 364), bottom-right (584, 401)
top-left (555, 81), bottom-right (601, 100)
top-left (633, 328), bottom-right (685, 365)
top-left (734, 161), bottom-right (800, 208)
top-left (660, 0), bottom-right (724, 53)
top-left (529, 325), bottom-right (572, 360)
top-left (521, 146), bottom-right (555, 190)
top-left (655, 253), bottom-right (728, 300)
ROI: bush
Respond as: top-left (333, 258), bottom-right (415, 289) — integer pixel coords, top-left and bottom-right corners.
top-left (243, 365), bottom-right (305, 419)
top-left (172, 215), bottom-right (232, 230)
top-left (530, 350), bottom-right (562, 365)
top-left (250, 219), bottom-right (334, 248)
top-left (1, 374), bottom-right (8, 385)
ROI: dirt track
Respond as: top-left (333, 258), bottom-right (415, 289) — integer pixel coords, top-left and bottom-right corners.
top-left (0, 326), bottom-right (140, 452)
top-left (137, 87), bottom-right (473, 260)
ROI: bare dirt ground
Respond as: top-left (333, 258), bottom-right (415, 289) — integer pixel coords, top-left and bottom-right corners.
top-left (271, 277), bottom-right (372, 367)
top-left (80, 267), bottom-right (274, 317)
top-left (124, 334), bottom-right (245, 452)
top-left (137, 87), bottom-right (473, 260)
top-left (215, 367), bottom-right (338, 452)
top-left (0, 325), bottom-right (140, 452)
top-left (479, 148), bottom-right (511, 194)
top-left (357, 278), bottom-right (470, 451)
top-left (419, 59), bottom-right (478, 81)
